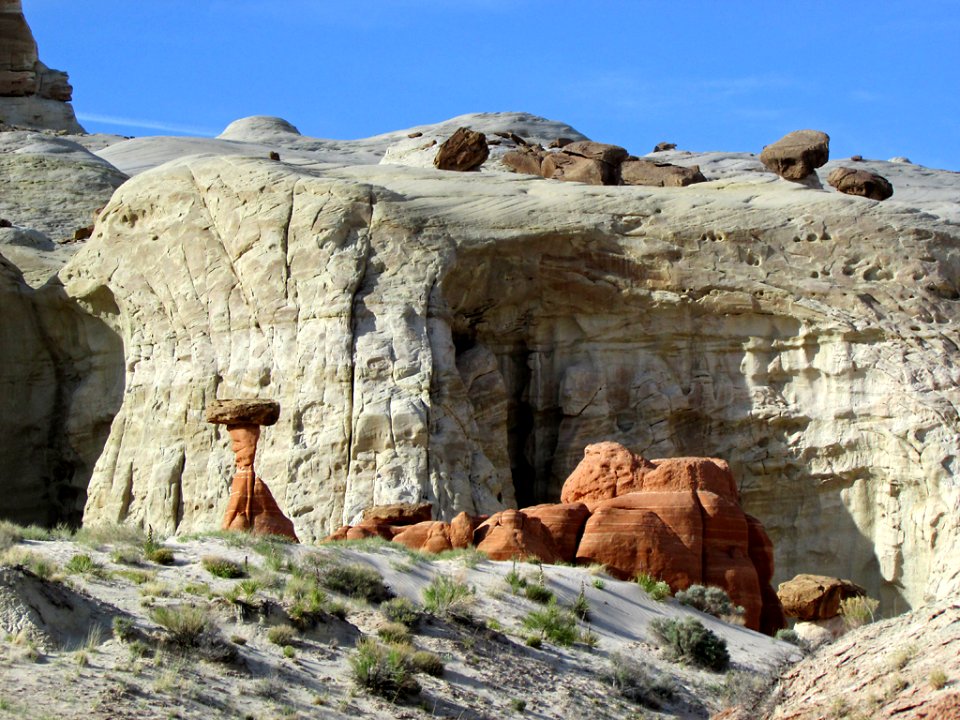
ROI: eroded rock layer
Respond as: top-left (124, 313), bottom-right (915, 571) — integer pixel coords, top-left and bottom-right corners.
top-left (61, 150), bottom-right (960, 612)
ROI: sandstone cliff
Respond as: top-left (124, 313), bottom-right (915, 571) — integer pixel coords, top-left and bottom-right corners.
top-left (57, 131), bottom-right (960, 614)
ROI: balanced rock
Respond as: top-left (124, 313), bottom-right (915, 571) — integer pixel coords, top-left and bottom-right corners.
top-left (434, 127), bottom-right (489, 171)
top-left (561, 140), bottom-right (629, 167)
top-left (777, 574), bottom-right (867, 621)
top-left (653, 142), bottom-right (677, 152)
top-left (827, 167), bottom-right (894, 201)
top-left (760, 129), bottom-right (830, 180)
top-left (206, 398), bottom-right (280, 426)
top-left (621, 159), bottom-right (706, 187)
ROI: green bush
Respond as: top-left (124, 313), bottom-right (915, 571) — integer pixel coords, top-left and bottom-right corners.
top-left (381, 597), bottom-right (421, 627)
top-left (321, 563), bottom-right (392, 604)
top-left (377, 622), bottom-right (411, 645)
top-left (636, 572), bottom-right (671, 601)
top-left (410, 650), bottom-right (444, 677)
top-left (605, 652), bottom-right (676, 709)
top-left (145, 547), bottom-right (175, 566)
top-left (775, 628), bottom-right (803, 647)
top-left (573, 586), bottom-right (590, 621)
top-left (201, 556), bottom-right (245, 579)
top-left (422, 574), bottom-right (474, 616)
top-left (65, 553), bottom-right (103, 576)
top-left (521, 603), bottom-right (578, 646)
top-left (649, 616), bottom-right (729, 671)
top-left (1, 548), bottom-right (58, 578)
top-left (349, 637), bottom-right (420, 701)
top-left (674, 584), bottom-right (743, 619)
top-left (149, 604), bottom-right (236, 663)
top-left (523, 583), bottom-right (553, 604)
top-left (112, 616), bottom-right (137, 642)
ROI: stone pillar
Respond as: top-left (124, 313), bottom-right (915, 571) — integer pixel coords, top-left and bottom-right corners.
top-left (205, 399), bottom-right (298, 542)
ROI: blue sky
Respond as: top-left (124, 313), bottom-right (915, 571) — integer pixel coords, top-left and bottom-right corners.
top-left (25, 1), bottom-right (960, 170)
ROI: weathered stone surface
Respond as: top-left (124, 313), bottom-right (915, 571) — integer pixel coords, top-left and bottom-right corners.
top-left (61, 136), bottom-right (960, 614)
top-left (561, 141), bottom-right (629, 166)
top-left (502, 147), bottom-right (545, 175)
top-left (777, 574), bottom-right (867, 621)
top-left (361, 502), bottom-right (433, 526)
top-left (0, 1), bottom-right (83, 132)
top-left (391, 520), bottom-right (454, 553)
top-left (621, 159), bottom-right (706, 187)
top-left (434, 127), bottom-right (489, 171)
top-left (219, 424), bottom-right (298, 541)
top-left (827, 167), bottom-right (894, 201)
top-left (475, 509), bottom-right (560, 563)
top-left (449, 511), bottom-right (480, 549)
top-left (520, 502), bottom-right (590, 563)
top-left (577, 491), bottom-right (703, 588)
top-left (205, 399), bottom-right (281, 427)
top-left (540, 152), bottom-right (609, 185)
top-left (560, 441), bottom-right (652, 509)
top-left (760, 129), bottom-right (830, 180)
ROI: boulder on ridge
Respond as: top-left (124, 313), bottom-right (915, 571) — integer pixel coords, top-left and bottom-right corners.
top-left (760, 129), bottom-right (830, 180)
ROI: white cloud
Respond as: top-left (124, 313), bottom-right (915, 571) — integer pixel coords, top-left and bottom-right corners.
top-left (76, 112), bottom-right (217, 136)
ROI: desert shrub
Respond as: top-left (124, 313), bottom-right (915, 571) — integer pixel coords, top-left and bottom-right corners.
top-left (573, 586), bottom-right (590, 621)
top-left (605, 652), bottom-right (676, 709)
top-left (74, 523), bottom-right (145, 548)
top-left (525, 635), bottom-right (542, 648)
top-left (410, 650), bottom-right (444, 676)
top-left (145, 547), bottom-right (175, 565)
top-left (0, 521), bottom-right (23, 551)
top-left (282, 644), bottom-right (296, 658)
top-left (253, 536), bottom-right (295, 573)
top-left (675, 585), bottom-right (744, 620)
top-left (65, 553), bottom-right (103, 577)
top-left (321, 563), bottom-right (392, 604)
top-left (521, 603), bottom-right (578, 646)
top-left (636, 572), bottom-right (671, 601)
top-left (422, 574), bottom-right (474, 616)
top-left (649, 616), bottom-right (729, 671)
top-left (349, 637), bottom-right (421, 701)
top-left (510, 698), bottom-right (527, 712)
top-left (434, 547), bottom-right (485, 568)
top-left (929, 669), bottom-right (948, 690)
top-left (592, 578), bottom-right (605, 590)
top-left (112, 616), bottom-right (137, 642)
top-left (524, 582), bottom-right (554, 604)
top-left (201, 555), bottom-right (245, 579)
top-left (377, 622), bottom-right (411, 644)
top-left (505, 564), bottom-right (527, 595)
top-left (775, 628), bottom-right (804, 647)
top-left (149, 604), bottom-right (236, 662)
top-left (267, 624), bottom-right (297, 646)
top-left (839, 595), bottom-right (879, 629)
top-left (381, 597), bottom-right (421, 627)
top-left (720, 669), bottom-right (780, 712)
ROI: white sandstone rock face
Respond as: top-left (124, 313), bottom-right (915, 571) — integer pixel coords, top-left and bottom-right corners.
top-left (60, 125), bottom-right (960, 615)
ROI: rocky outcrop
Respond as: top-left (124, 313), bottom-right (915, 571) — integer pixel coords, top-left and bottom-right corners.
top-left (827, 167), bottom-right (894, 200)
top-left (206, 399), bottom-right (298, 541)
top-left (760, 130), bottom-right (830, 180)
top-left (777, 574), bottom-right (867, 621)
top-left (61, 136), bottom-right (960, 614)
top-left (434, 127), bottom-right (489, 171)
top-left (620, 159), bottom-right (707, 187)
top-left (0, 1), bottom-right (83, 132)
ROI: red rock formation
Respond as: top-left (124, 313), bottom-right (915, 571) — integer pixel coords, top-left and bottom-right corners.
top-left (206, 399), bottom-right (298, 543)
top-left (449, 511), bottom-right (481, 549)
top-left (392, 521), bottom-right (454, 554)
top-left (564, 442), bottom-right (785, 633)
top-left (474, 509), bottom-right (560, 563)
top-left (521, 502), bottom-right (591, 563)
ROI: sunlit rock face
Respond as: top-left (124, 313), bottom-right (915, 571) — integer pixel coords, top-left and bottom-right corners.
top-left (61, 142), bottom-right (960, 613)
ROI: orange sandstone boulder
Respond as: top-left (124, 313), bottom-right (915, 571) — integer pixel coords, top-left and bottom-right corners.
top-left (560, 441), bottom-right (653, 508)
top-left (449, 511), bottom-right (482, 549)
top-left (576, 491), bottom-right (703, 587)
top-left (521, 502), bottom-right (591, 563)
top-left (475, 509), bottom-right (560, 563)
top-left (777, 574), bottom-right (867, 621)
top-left (392, 521), bottom-right (454, 554)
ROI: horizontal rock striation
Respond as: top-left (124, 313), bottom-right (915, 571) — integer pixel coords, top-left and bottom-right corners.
top-left (61, 147), bottom-right (960, 613)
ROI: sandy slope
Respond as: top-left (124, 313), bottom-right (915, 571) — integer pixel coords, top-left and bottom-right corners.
top-left (0, 531), bottom-right (797, 720)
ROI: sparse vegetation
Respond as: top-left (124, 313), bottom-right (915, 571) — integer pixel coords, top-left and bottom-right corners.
top-left (377, 622), bottom-right (411, 644)
top-left (73, 523), bottom-right (145, 549)
top-left (839, 595), bottom-right (879, 629)
top-left (929, 669), bottom-right (948, 690)
top-left (149, 604), bottom-right (236, 662)
top-left (674, 584), bottom-right (744, 621)
top-left (321, 563), bottom-right (392, 603)
top-left (524, 582), bottom-right (554, 604)
top-left (349, 637), bottom-right (421, 701)
top-left (605, 652), bottom-right (677, 709)
top-left (145, 547), bottom-right (175, 565)
top-left (521, 603), bottom-right (579, 646)
top-left (112, 616), bottom-right (137, 642)
top-left (510, 698), bottom-right (527, 712)
top-left (636, 572), bottom-right (671, 601)
top-left (0, 547), bottom-right (58, 578)
top-left (422, 574), bottom-right (474, 616)
top-left (410, 650), bottom-right (444, 677)
top-left (573, 584), bottom-right (590, 621)
top-left (267, 624), bottom-right (297, 646)
top-left (201, 555), bottom-right (246, 579)
top-left (775, 628), bottom-right (804, 647)
top-left (592, 578), bottom-right (605, 590)
top-left (381, 596), bottom-right (421, 627)
top-left (65, 553), bottom-right (103, 576)
top-left (649, 616), bottom-right (730, 671)
top-left (888, 643), bottom-right (917, 671)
